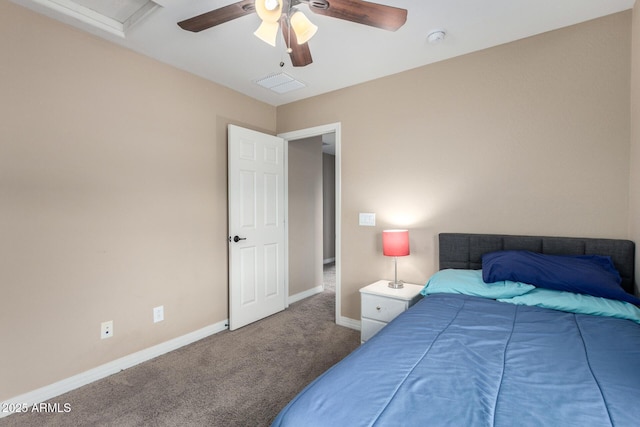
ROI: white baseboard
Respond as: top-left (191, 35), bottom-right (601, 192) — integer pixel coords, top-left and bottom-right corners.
top-left (0, 319), bottom-right (228, 419)
top-left (288, 285), bottom-right (323, 305)
top-left (337, 315), bottom-right (360, 331)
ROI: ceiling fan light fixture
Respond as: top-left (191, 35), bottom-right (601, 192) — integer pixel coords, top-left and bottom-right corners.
top-left (255, 0), bottom-right (282, 23)
top-left (290, 11), bottom-right (318, 45)
top-left (264, 0), bottom-right (279, 11)
top-left (254, 20), bottom-right (280, 46)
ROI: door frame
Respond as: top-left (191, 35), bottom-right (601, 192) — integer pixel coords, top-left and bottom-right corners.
top-left (278, 123), bottom-right (344, 326)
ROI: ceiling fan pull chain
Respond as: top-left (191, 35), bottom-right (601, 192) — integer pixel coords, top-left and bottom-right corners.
top-left (279, 35), bottom-right (286, 67)
top-left (286, 9), bottom-right (293, 53)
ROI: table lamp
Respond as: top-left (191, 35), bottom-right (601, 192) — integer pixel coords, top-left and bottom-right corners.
top-left (383, 229), bottom-right (410, 288)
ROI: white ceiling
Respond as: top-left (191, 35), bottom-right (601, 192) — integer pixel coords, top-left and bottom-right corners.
top-left (12, 0), bottom-right (636, 106)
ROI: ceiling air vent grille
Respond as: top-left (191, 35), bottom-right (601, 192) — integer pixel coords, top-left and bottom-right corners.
top-left (255, 73), bottom-right (306, 94)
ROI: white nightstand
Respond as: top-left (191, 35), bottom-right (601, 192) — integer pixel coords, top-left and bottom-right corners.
top-left (359, 280), bottom-right (424, 343)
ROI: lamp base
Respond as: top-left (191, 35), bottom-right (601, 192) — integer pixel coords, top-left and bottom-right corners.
top-left (388, 280), bottom-right (404, 289)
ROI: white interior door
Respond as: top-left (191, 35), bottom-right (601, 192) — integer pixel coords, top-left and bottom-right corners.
top-left (228, 125), bottom-right (286, 330)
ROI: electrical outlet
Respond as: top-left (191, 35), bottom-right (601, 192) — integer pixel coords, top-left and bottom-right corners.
top-left (153, 306), bottom-right (164, 323)
top-left (101, 320), bottom-right (113, 339)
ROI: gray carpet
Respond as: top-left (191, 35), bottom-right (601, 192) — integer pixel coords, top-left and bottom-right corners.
top-left (2, 264), bottom-right (358, 426)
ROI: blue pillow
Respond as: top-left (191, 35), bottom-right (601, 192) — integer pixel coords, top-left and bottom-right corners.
top-left (498, 288), bottom-right (640, 324)
top-left (421, 269), bottom-right (535, 299)
top-left (482, 250), bottom-right (640, 306)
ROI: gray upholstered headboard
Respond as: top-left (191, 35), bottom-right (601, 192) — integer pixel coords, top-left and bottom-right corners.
top-left (439, 233), bottom-right (636, 295)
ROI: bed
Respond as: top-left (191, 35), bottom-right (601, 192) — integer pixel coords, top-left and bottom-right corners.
top-left (272, 233), bottom-right (640, 426)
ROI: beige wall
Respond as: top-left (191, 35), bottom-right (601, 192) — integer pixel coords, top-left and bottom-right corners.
top-left (0, 1), bottom-right (276, 400)
top-left (288, 137), bottom-right (324, 295)
top-left (277, 12), bottom-right (632, 320)
top-left (630, 1), bottom-right (640, 295)
top-left (323, 153), bottom-right (336, 261)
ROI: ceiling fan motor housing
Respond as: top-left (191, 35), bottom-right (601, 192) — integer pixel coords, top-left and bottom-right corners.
top-left (307, 0), bottom-right (330, 10)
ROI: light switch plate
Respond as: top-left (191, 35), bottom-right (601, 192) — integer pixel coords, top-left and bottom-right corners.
top-left (359, 213), bottom-right (376, 226)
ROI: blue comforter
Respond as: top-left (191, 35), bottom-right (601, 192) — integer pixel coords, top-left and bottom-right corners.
top-left (272, 293), bottom-right (640, 426)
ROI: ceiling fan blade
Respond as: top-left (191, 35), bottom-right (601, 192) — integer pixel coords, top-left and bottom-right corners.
top-left (282, 18), bottom-right (313, 67)
top-left (178, 0), bottom-right (256, 32)
top-left (308, 0), bottom-right (407, 31)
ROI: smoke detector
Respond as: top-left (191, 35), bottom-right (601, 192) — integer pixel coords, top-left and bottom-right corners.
top-left (427, 30), bottom-right (446, 44)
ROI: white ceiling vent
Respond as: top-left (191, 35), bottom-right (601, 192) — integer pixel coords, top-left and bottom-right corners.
top-left (255, 73), bottom-right (306, 94)
top-left (26, 0), bottom-right (160, 37)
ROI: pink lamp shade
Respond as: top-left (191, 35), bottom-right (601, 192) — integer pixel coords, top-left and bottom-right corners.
top-left (383, 230), bottom-right (410, 257)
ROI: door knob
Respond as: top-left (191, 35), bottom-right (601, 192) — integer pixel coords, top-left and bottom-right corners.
top-left (232, 235), bottom-right (247, 243)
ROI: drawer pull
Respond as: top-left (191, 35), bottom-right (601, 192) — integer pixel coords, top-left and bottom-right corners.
top-left (376, 306), bottom-right (382, 311)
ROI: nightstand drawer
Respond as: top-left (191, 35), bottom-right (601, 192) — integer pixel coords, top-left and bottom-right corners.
top-left (361, 318), bottom-right (387, 342)
top-left (361, 293), bottom-right (407, 322)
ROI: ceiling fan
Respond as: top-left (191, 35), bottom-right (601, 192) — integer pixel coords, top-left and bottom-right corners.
top-left (178, 0), bottom-right (408, 67)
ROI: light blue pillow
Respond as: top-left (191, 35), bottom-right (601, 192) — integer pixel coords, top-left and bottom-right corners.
top-left (421, 269), bottom-right (535, 299)
top-left (498, 288), bottom-right (640, 324)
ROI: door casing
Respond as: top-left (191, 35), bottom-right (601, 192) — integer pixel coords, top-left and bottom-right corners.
top-left (279, 123), bottom-right (347, 327)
